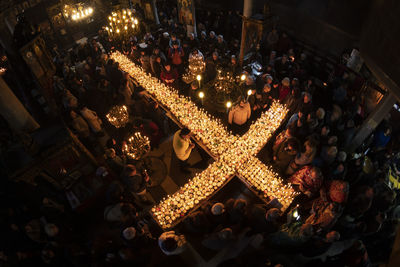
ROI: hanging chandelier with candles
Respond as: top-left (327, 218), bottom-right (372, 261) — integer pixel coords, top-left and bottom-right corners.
top-left (104, 9), bottom-right (139, 37)
top-left (63, 4), bottom-right (94, 22)
top-left (123, 132), bottom-right (151, 160)
top-left (106, 105), bottom-right (129, 128)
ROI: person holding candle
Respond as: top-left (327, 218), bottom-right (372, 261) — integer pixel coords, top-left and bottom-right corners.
top-left (189, 81), bottom-right (201, 105)
top-left (160, 62), bottom-right (178, 88)
top-left (173, 128), bottom-right (195, 173)
top-left (273, 137), bottom-right (301, 175)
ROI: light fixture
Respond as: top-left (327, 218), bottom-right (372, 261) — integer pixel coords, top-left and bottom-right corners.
top-left (226, 101), bottom-right (232, 108)
top-left (198, 91), bottom-right (204, 99)
top-left (66, 4), bottom-right (94, 21)
top-left (106, 105), bottom-right (129, 128)
top-left (247, 89), bottom-right (252, 96)
top-left (123, 132), bottom-right (151, 160)
top-left (105, 9), bottom-right (139, 38)
top-left (196, 74), bottom-right (202, 81)
top-left (241, 74), bottom-right (246, 81)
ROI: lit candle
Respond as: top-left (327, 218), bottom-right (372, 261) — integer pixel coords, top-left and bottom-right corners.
top-left (196, 74), bottom-right (202, 88)
top-left (246, 89), bottom-right (252, 101)
top-left (226, 101), bottom-right (232, 113)
top-left (198, 91), bottom-right (204, 105)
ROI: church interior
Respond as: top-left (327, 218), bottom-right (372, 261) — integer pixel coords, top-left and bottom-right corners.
top-left (1, 0), bottom-right (400, 266)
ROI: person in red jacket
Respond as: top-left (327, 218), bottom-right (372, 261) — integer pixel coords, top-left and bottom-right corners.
top-left (160, 62), bottom-right (178, 88)
top-left (278, 77), bottom-right (291, 103)
top-left (168, 41), bottom-right (184, 74)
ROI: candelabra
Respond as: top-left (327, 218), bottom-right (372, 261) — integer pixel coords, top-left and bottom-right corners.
top-left (106, 105), bottom-right (129, 128)
top-left (182, 53), bottom-right (206, 84)
top-left (63, 3), bottom-right (93, 22)
top-left (104, 9), bottom-right (139, 38)
top-left (122, 132), bottom-right (151, 160)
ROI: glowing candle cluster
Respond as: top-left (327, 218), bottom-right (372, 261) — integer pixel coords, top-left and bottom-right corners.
top-left (220, 101), bottom-right (288, 165)
top-left (238, 101), bottom-right (289, 154)
top-left (106, 105), bottom-right (129, 128)
top-left (112, 52), bottom-right (296, 229)
top-left (213, 68), bottom-right (238, 93)
top-left (122, 132), bottom-right (151, 160)
top-left (150, 103), bottom-right (294, 228)
top-left (64, 4), bottom-right (93, 21)
top-left (111, 52), bottom-right (236, 156)
top-left (182, 53), bottom-right (206, 84)
top-left (151, 161), bottom-right (235, 228)
top-left (237, 157), bottom-right (298, 211)
top-left (105, 9), bottom-right (138, 36)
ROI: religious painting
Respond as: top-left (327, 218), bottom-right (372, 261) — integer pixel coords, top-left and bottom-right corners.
top-left (22, 49), bottom-right (44, 78)
top-left (22, 1), bottom-right (30, 10)
top-left (144, 2), bottom-right (154, 21)
top-left (20, 36), bottom-right (55, 89)
top-left (243, 19), bottom-right (264, 58)
top-left (177, 0), bottom-right (195, 26)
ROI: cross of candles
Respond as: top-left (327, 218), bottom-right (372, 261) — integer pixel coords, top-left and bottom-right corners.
top-left (111, 52), bottom-right (297, 229)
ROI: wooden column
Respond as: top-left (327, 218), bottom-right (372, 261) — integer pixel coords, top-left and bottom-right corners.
top-left (239, 0), bottom-right (253, 65)
top-left (151, 0), bottom-right (160, 25)
top-left (0, 76), bottom-right (39, 132)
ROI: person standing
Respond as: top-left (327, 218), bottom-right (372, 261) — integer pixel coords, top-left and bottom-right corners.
top-left (168, 41), bottom-right (184, 74)
top-left (80, 106), bottom-right (103, 134)
top-left (173, 128), bottom-right (195, 173)
top-left (158, 231), bottom-right (186, 256)
top-left (228, 97), bottom-right (251, 134)
top-left (160, 62), bottom-right (179, 88)
top-left (120, 165), bottom-right (153, 205)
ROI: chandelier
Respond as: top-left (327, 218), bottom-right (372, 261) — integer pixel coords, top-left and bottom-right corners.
top-left (182, 53), bottom-right (206, 84)
top-left (106, 105), bottom-right (129, 128)
top-left (122, 132), bottom-right (151, 160)
top-left (213, 68), bottom-right (237, 94)
top-left (105, 9), bottom-right (139, 37)
top-left (63, 4), bottom-right (94, 22)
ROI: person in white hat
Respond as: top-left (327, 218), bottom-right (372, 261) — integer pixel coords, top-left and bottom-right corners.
top-left (44, 223), bottom-right (59, 238)
top-left (122, 227), bottom-right (136, 240)
top-left (207, 202), bottom-right (227, 225)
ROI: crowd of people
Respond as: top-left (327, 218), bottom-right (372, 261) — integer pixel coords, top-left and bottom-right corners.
top-left (1, 1), bottom-right (399, 266)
